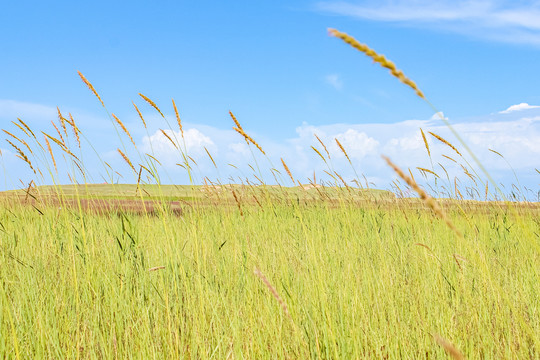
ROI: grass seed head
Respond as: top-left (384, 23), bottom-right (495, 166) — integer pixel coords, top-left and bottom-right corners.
top-left (132, 101), bottom-right (147, 129)
top-left (78, 71), bottom-right (105, 108)
top-left (428, 131), bottom-right (462, 157)
top-left (328, 28), bottom-right (425, 99)
top-left (420, 128), bottom-right (430, 157)
top-left (117, 148), bottom-right (136, 173)
top-left (112, 113), bottom-right (136, 147)
top-left (172, 99), bottom-right (183, 137)
top-left (17, 118), bottom-right (37, 140)
top-left (281, 158), bottom-right (295, 183)
top-left (139, 93), bottom-right (165, 118)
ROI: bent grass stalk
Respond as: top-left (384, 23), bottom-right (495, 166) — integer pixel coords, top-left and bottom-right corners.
top-left (78, 71), bottom-right (105, 108)
top-left (329, 27), bottom-right (503, 199)
top-left (281, 158), bottom-right (295, 184)
top-left (383, 155), bottom-right (463, 238)
top-left (328, 28), bottom-right (424, 98)
top-left (112, 114), bottom-right (136, 147)
top-left (335, 137), bottom-right (362, 189)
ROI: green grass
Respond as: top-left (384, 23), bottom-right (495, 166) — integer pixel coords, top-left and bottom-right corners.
top-left (0, 192), bottom-right (538, 358)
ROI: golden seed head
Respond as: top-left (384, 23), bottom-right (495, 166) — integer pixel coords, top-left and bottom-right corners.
top-left (139, 93), bottom-right (164, 118)
top-left (117, 148), bottom-right (136, 173)
top-left (335, 138), bottom-right (352, 164)
top-left (68, 113), bottom-right (81, 148)
top-left (204, 147), bottom-right (217, 168)
top-left (314, 134), bottom-right (330, 158)
top-left (328, 28), bottom-right (425, 99)
top-left (233, 126), bottom-right (265, 155)
top-left (50, 121), bottom-right (65, 147)
top-left (112, 113), bottom-right (136, 147)
top-left (420, 128), bottom-right (430, 157)
top-left (281, 158), bottom-right (294, 183)
top-left (172, 99), bottom-right (183, 137)
top-left (132, 101), bottom-right (147, 129)
top-left (160, 129), bottom-right (178, 149)
top-left (44, 136), bottom-right (57, 174)
top-left (229, 111), bottom-right (243, 130)
top-left (77, 71), bottom-right (105, 107)
top-left (428, 132), bottom-right (462, 157)
top-left (18, 118), bottom-right (37, 139)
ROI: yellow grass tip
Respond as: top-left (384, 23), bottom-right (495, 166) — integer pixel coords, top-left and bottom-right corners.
top-left (328, 28), bottom-right (425, 99)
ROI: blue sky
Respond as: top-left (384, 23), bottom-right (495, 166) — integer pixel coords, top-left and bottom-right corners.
top-left (1, 1), bottom-right (539, 198)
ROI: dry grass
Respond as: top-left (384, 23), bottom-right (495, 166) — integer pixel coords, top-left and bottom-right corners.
top-left (78, 71), bottom-right (105, 108)
top-left (112, 114), bottom-right (136, 147)
top-left (328, 28), bottom-right (425, 99)
top-left (139, 93), bottom-right (165, 118)
top-left (314, 134), bottom-right (330, 158)
top-left (132, 101), bottom-right (147, 129)
top-left (5, 139), bottom-right (36, 174)
top-left (160, 129), bottom-right (178, 149)
top-left (44, 136), bottom-right (57, 174)
top-left (172, 99), bottom-right (183, 137)
top-left (420, 128), bottom-right (430, 157)
top-left (281, 158), bottom-right (295, 183)
top-left (117, 148), bottom-right (136, 173)
top-left (428, 131), bottom-right (463, 157)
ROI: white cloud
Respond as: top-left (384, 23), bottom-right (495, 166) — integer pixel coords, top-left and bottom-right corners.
top-left (332, 129), bottom-right (379, 159)
top-left (430, 111), bottom-right (446, 121)
top-left (316, 0), bottom-right (540, 45)
top-left (500, 102), bottom-right (540, 113)
top-left (325, 74), bottom-right (343, 90)
top-left (142, 128), bottom-right (215, 166)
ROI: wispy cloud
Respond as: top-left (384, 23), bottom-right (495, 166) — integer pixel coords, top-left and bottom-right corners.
top-left (316, 0), bottom-right (540, 45)
top-left (500, 102), bottom-right (540, 113)
top-left (325, 74), bottom-right (344, 90)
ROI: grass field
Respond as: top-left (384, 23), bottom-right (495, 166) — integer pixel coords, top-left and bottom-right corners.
top-left (0, 187), bottom-right (538, 358)
top-left (1, 29), bottom-right (539, 359)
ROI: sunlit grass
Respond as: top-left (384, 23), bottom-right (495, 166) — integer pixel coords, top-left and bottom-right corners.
top-left (0, 28), bottom-right (538, 359)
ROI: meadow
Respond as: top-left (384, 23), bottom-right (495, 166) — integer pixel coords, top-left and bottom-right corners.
top-left (0, 29), bottom-right (539, 359)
